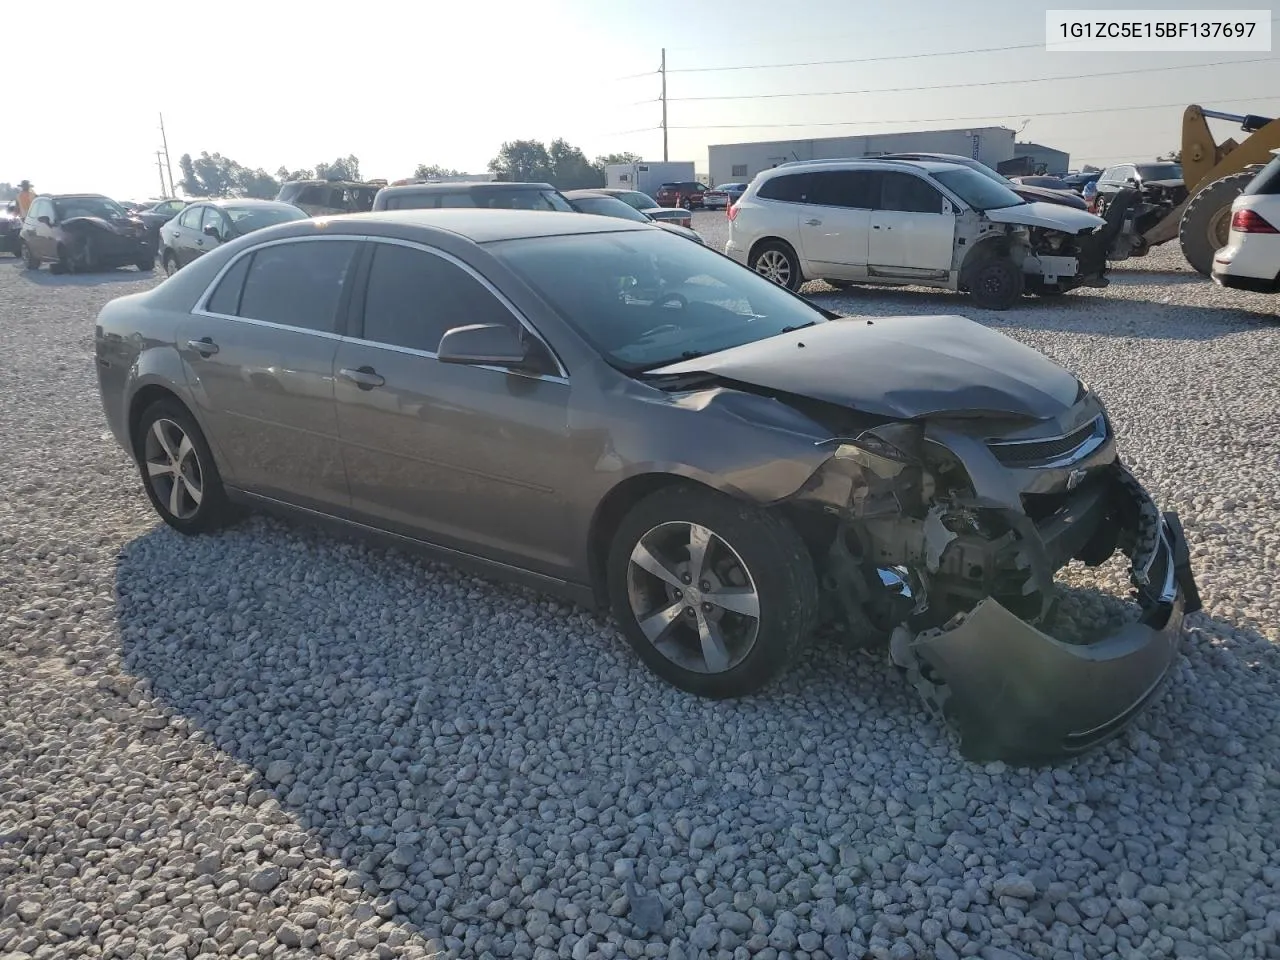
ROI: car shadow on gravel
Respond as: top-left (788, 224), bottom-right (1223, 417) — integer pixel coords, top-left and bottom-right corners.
top-left (107, 513), bottom-right (1280, 951)
top-left (15, 268), bottom-right (158, 288)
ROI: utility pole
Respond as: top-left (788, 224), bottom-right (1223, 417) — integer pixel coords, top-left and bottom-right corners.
top-left (155, 151), bottom-right (168, 198)
top-left (660, 48), bottom-right (668, 162)
top-left (159, 113), bottom-right (175, 196)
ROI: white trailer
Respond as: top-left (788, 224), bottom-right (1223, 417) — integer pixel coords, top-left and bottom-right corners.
top-left (605, 161), bottom-right (697, 196)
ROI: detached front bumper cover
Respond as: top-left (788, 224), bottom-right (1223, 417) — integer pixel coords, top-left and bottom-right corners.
top-left (899, 504), bottom-right (1201, 766)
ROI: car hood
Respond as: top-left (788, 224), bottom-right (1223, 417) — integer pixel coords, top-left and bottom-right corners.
top-left (1011, 185), bottom-right (1088, 210)
top-left (985, 201), bottom-right (1103, 234)
top-left (656, 222), bottom-right (703, 242)
top-left (649, 314), bottom-right (1081, 420)
top-left (63, 215), bottom-right (145, 235)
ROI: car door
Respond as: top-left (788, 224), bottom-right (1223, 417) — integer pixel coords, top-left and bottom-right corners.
top-left (868, 171), bottom-right (955, 276)
top-left (795, 170), bottom-right (874, 277)
top-left (333, 239), bottom-right (576, 576)
top-left (180, 236), bottom-right (361, 511)
top-left (196, 206), bottom-right (231, 262)
top-left (22, 198), bottom-right (54, 258)
top-left (171, 205), bottom-right (206, 266)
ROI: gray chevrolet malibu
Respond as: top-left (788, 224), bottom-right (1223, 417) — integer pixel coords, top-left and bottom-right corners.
top-left (94, 209), bottom-right (1200, 763)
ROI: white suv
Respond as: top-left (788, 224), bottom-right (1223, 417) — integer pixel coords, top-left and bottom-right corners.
top-left (1212, 150), bottom-right (1280, 295)
top-left (726, 158), bottom-right (1107, 310)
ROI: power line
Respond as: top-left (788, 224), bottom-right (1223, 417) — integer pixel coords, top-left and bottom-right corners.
top-left (667, 56), bottom-right (1276, 103)
top-left (665, 16), bottom-right (1280, 74)
top-left (639, 95), bottom-right (1271, 134)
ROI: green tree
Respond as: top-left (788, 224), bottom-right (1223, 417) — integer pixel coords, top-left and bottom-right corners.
top-left (548, 138), bottom-right (604, 190)
top-left (413, 163), bottom-right (463, 179)
top-left (488, 140), bottom-right (552, 182)
top-left (178, 152), bottom-right (241, 198)
top-left (594, 151), bottom-right (641, 167)
top-left (276, 165), bottom-right (316, 182)
top-left (314, 154), bottom-right (361, 181)
top-left (1158, 149), bottom-right (1182, 162)
top-left (0, 182), bottom-right (15, 201)
top-left (237, 167), bottom-right (282, 199)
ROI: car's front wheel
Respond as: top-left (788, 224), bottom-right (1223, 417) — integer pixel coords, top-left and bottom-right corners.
top-left (134, 399), bottom-right (234, 535)
top-left (749, 240), bottom-right (803, 291)
top-left (607, 484), bottom-right (819, 699)
top-left (963, 251), bottom-right (1025, 310)
top-left (21, 241), bottom-right (39, 270)
top-left (162, 250), bottom-right (179, 277)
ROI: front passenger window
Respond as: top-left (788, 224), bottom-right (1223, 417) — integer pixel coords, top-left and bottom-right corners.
top-left (878, 173), bottom-right (945, 214)
top-left (361, 242), bottom-right (519, 354)
top-left (178, 207), bottom-right (203, 229)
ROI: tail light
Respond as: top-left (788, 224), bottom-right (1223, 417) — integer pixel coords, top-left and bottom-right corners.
top-left (726, 203), bottom-right (738, 221)
top-left (1231, 209), bottom-right (1278, 234)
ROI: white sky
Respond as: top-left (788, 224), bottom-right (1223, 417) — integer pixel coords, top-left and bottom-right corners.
top-left (11, 0), bottom-right (1276, 199)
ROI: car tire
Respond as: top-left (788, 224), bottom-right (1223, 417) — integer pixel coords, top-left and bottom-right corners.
top-left (606, 483), bottom-right (820, 699)
top-left (749, 240), bottom-right (804, 291)
top-left (162, 251), bottom-right (179, 277)
top-left (53, 244), bottom-right (75, 275)
top-left (963, 251), bottom-right (1025, 310)
top-left (1179, 170), bottom-right (1255, 277)
top-left (136, 254), bottom-right (155, 272)
top-left (21, 241), bottom-right (39, 270)
top-left (133, 399), bottom-right (234, 535)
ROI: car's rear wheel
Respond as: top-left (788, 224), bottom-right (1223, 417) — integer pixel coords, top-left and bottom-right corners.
top-left (134, 399), bottom-right (233, 535)
top-left (162, 251), bottom-right (179, 277)
top-left (963, 251), bottom-right (1025, 310)
top-left (749, 240), bottom-right (803, 291)
top-left (21, 241), bottom-right (38, 270)
top-left (607, 484), bottom-right (819, 699)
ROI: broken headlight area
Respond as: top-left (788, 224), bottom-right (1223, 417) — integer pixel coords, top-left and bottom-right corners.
top-left (791, 446), bottom-right (1200, 764)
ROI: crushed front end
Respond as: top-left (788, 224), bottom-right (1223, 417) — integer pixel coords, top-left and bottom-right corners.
top-left (787, 390), bottom-right (1200, 764)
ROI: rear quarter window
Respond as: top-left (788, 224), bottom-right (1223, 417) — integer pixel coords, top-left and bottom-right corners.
top-left (1242, 155), bottom-right (1280, 196)
top-left (756, 173), bottom-right (812, 203)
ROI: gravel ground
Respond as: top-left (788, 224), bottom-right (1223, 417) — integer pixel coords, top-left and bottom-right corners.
top-left (1, 223), bottom-right (1279, 960)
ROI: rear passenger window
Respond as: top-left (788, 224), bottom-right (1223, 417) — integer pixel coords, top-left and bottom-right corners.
top-left (178, 206), bottom-right (203, 229)
top-left (205, 254), bottom-right (251, 315)
top-left (756, 173), bottom-right (813, 203)
top-left (236, 240), bottom-right (360, 333)
top-left (361, 243), bottom-right (515, 353)
top-left (809, 171), bottom-right (876, 209)
top-left (878, 173), bottom-right (944, 214)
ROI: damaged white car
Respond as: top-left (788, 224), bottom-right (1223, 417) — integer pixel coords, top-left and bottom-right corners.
top-left (726, 157), bottom-right (1109, 309)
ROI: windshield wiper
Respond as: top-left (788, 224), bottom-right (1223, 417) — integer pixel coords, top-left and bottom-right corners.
top-left (780, 321), bottom-right (816, 333)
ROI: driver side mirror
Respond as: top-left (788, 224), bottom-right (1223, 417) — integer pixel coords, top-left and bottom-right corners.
top-left (37, 215), bottom-right (52, 226)
top-left (437, 323), bottom-right (531, 369)
top-left (202, 223), bottom-right (223, 240)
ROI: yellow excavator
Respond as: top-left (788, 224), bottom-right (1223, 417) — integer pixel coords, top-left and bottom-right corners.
top-left (1141, 105), bottom-right (1280, 275)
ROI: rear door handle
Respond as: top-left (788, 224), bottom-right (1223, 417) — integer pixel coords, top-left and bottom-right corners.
top-left (186, 337), bottom-right (219, 356)
top-left (339, 366), bottom-right (385, 390)
top-left (805, 218), bottom-right (822, 226)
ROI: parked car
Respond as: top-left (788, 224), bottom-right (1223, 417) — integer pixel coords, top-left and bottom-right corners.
top-left (880, 154), bottom-right (1088, 211)
top-left (591, 188), bottom-right (693, 228)
top-left (276, 180), bottom-right (384, 217)
top-left (703, 183), bottom-right (749, 209)
top-left (1011, 175), bottom-right (1074, 191)
top-left (1094, 162), bottom-right (1186, 213)
top-left (1212, 149), bottom-right (1280, 293)
top-left (93, 208), bottom-right (1198, 763)
top-left (1062, 171), bottom-right (1102, 194)
top-left (654, 181), bottom-right (710, 209)
top-left (133, 197), bottom-right (189, 251)
top-left (562, 190), bottom-right (704, 243)
top-left (159, 199), bottom-right (308, 275)
top-left (20, 194), bottom-right (154, 273)
top-left (727, 159), bottom-right (1106, 307)
top-left (1, 202), bottom-right (22, 256)
top-left (372, 180), bottom-right (576, 213)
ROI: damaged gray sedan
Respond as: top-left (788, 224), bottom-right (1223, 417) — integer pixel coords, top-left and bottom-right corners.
top-left (93, 210), bottom-right (1199, 764)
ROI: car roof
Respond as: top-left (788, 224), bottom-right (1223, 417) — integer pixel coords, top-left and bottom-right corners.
top-left (308, 208), bottom-right (649, 243)
top-left (49, 193), bottom-right (112, 200)
top-left (562, 189), bottom-right (612, 198)
top-left (763, 158), bottom-right (955, 176)
top-left (378, 181), bottom-right (556, 195)
top-left (198, 198), bottom-right (300, 209)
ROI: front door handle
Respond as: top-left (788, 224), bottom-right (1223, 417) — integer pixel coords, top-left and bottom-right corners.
top-left (805, 218), bottom-right (822, 226)
top-left (186, 337), bottom-right (219, 356)
top-left (339, 366), bottom-right (385, 390)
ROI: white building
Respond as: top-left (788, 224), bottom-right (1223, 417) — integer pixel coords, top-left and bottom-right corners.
top-left (1012, 142), bottom-right (1072, 176)
top-left (708, 127), bottom-right (1016, 185)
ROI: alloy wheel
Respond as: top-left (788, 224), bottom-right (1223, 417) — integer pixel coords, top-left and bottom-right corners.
top-left (142, 418), bottom-right (205, 520)
top-left (625, 521), bottom-right (761, 674)
top-left (1208, 206), bottom-right (1232, 251)
top-left (754, 249), bottom-right (791, 286)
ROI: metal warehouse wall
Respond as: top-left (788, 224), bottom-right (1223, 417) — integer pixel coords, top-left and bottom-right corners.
top-left (708, 127), bottom-right (1016, 185)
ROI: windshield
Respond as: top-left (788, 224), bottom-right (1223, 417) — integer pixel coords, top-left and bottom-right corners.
top-left (53, 196), bottom-right (128, 220)
top-left (570, 196), bottom-right (652, 223)
top-left (226, 204), bottom-right (308, 233)
top-left (616, 191), bottom-right (658, 210)
top-left (1137, 163), bottom-right (1183, 181)
top-left (489, 229), bottom-right (828, 372)
top-left (932, 168), bottom-right (1025, 210)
